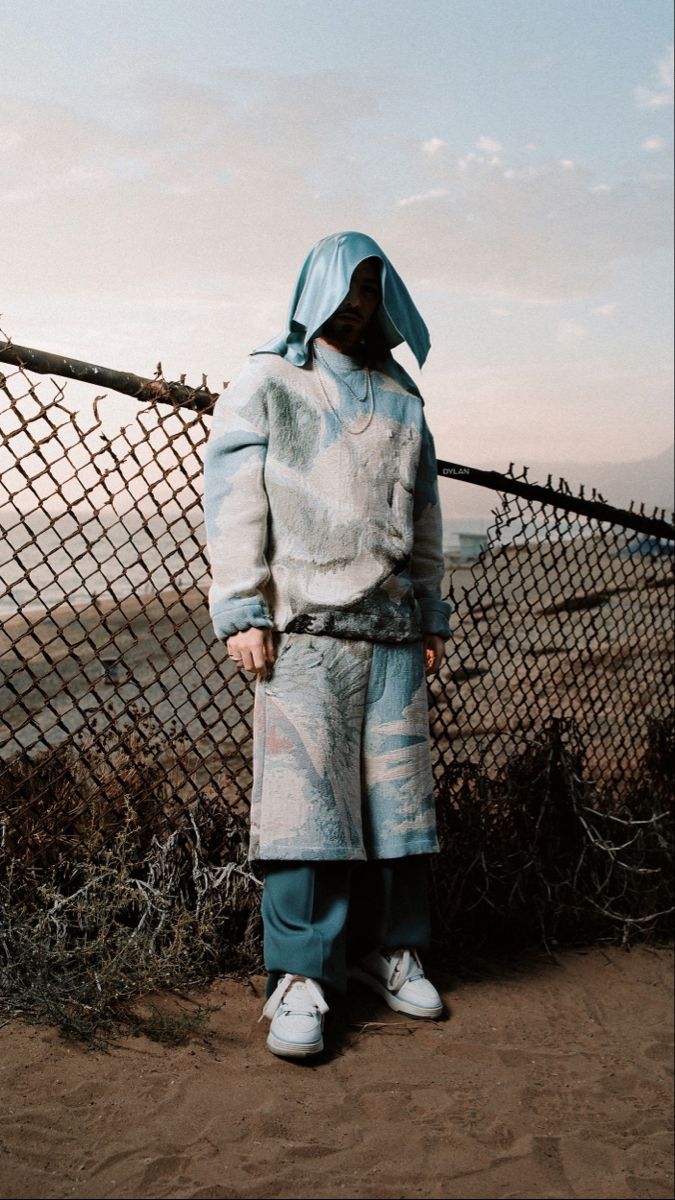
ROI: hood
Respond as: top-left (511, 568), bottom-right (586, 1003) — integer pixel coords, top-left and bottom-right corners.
top-left (252, 230), bottom-right (430, 369)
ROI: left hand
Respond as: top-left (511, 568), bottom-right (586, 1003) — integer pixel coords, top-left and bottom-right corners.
top-left (423, 633), bottom-right (446, 674)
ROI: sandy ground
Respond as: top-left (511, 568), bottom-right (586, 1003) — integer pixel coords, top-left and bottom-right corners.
top-left (1, 945), bottom-right (673, 1200)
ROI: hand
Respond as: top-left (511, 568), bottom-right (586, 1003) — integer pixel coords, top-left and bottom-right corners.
top-left (423, 633), bottom-right (446, 674)
top-left (226, 628), bottom-right (276, 675)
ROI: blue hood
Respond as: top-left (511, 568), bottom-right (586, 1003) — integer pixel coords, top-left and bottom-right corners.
top-left (253, 230), bottom-right (430, 369)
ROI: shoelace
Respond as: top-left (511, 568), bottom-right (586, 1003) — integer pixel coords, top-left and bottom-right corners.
top-left (384, 949), bottom-right (424, 993)
top-left (260, 973), bottom-right (329, 1023)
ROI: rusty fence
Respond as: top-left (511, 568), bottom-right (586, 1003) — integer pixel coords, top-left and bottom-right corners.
top-left (0, 344), bottom-right (673, 971)
top-left (1, 347), bottom-right (673, 814)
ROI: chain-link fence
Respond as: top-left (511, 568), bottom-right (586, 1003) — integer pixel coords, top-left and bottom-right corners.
top-left (430, 460), bottom-right (674, 794)
top-left (0, 343), bottom-right (673, 1037)
top-left (1, 352), bottom-right (672, 807)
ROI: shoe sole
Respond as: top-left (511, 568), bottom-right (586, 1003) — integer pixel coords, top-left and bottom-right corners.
top-left (348, 967), bottom-right (443, 1019)
top-left (266, 1032), bottom-right (324, 1058)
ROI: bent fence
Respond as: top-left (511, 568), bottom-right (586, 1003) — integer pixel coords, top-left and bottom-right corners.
top-left (0, 340), bottom-right (673, 1036)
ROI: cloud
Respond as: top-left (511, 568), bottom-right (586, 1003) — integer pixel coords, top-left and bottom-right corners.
top-left (5, 70), bottom-right (670, 329)
top-left (476, 136), bottom-right (502, 155)
top-left (0, 98), bottom-right (131, 203)
top-left (384, 156), bottom-right (673, 303)
top-left (0, 125), bottom-right (22, 152)
top-left (634, 45), bottom-right (674, 109)
top-left (0, 73), bottom-right (376, 297)
top-left (0, 72), bottom-right (385, 384)
top-left (642, 135), bottom-right (668, 152)
top-left (424, 358), bottom-right (674, 465)
top-left (556, 319), bottom-right (588, 344)
top-left (1, 64), bottom-right (673, 466)
top-left (421, 137), bottom-right (447, 156)
top-left (458, 150), bottom-right (502, 170)
top-left (396, 188), bottom-right (449, 207)
top-left (593, 303), bottom-right (620, 316)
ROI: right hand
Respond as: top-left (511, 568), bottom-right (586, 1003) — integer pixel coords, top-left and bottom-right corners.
top-left (226, 627), bottom-right (276, 675)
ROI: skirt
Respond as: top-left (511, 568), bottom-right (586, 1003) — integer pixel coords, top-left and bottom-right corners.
top-left (250, 632), bottom-right (439, 861)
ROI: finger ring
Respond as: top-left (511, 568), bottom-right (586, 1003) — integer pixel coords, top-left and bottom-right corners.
top-left (230, 656), bottom-right (243, 663)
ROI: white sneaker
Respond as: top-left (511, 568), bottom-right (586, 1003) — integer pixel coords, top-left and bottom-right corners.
top-left (349, 948), bottom-right (443, 1019)
top-left (260, 973), bottom-right (329, 1058)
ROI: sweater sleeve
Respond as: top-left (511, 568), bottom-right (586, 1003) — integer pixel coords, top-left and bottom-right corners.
top-left (411, 418), bottom-right (452, 638)
top-left (203, 360), bottom-right (274, 640)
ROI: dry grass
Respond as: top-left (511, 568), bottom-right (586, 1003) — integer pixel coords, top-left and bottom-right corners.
top-left (1, 711), bottom-right (672, 1046)
top-left (0, 709), bottom-right (262, 1046)
top-left (431, 713), bottom-right (674, 960)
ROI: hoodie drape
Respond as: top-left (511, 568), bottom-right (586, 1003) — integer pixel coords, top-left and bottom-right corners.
top-left (254, 230), bottom-right (431, 369)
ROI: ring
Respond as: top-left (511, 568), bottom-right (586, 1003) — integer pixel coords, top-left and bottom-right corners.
top-left (230, 656), bottom-right (243, 663)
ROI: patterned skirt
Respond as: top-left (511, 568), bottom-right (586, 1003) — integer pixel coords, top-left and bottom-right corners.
top-left (250, 633), bottom-right (439, 861)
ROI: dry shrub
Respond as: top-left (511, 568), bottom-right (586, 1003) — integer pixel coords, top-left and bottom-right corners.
top-left (0, 710), bottom-right (262, 1045)
top-left (431, 713), bottom-right (674, 959)
top-left (1, 711), bottom-right (672, 1045)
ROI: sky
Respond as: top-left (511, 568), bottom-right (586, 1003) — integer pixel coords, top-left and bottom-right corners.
top-left (1, 0), bottom-right (673, 471)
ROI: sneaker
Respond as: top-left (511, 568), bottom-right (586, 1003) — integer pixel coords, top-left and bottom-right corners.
top-left (349, 948), bottom-right (443, 1019)
top-left (260, 973), bottom-right (329, 1058)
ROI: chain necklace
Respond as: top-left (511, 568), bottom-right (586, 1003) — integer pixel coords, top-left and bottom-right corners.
top-left (313, 343), bottom-right (375, 435)
top-left (313, 342), bottom-right (369, 402)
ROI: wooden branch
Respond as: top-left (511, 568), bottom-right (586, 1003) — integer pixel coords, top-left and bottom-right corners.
top-left (0, 340), bottom-right (220, 413)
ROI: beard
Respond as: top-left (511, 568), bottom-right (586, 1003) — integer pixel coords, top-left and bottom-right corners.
top-left (319, 311), bottom-right (370, 353)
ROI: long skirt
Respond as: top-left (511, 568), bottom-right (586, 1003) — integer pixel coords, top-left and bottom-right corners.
top-left (250, 633), bottom-right (439, 861)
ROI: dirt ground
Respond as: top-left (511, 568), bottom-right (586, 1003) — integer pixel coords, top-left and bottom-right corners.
top-left (1, 945), bottom-right (673, 1200)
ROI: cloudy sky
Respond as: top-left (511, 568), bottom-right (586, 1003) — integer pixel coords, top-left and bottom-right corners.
top-left (1, 0), bottom-right (673, 469)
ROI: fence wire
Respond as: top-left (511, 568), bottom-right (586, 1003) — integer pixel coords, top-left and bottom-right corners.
top-left (1, 357), bottom-right (673, 832)
top-left (429, 473), bottom-right (674, 797)
top-left (0, 347), bottom-right (673, 1000)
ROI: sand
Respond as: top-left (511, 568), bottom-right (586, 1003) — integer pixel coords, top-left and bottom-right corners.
top-left (1, 945), bottom-right (673, 1200)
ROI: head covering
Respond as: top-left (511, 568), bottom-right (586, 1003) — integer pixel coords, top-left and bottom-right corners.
top-left (253, 230), bottom-right (430, 369)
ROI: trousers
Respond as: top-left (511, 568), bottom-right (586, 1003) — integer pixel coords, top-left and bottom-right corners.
top-left (261, 854), bottom-right (431, 995)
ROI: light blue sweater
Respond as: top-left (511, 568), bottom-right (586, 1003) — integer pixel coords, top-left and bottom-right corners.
top-left (203, 342), bottom-right (451, 643)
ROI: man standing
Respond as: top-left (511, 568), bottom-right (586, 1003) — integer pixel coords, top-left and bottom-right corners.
top-left (204, 231), bottom-right (451, 1059)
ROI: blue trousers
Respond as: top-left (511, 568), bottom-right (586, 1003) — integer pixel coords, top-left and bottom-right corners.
top-left (261, 855), bottom-right (431, 996)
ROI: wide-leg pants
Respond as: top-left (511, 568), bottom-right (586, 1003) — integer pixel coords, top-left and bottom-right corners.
top-left (261, 855), bottom-right (431, 995)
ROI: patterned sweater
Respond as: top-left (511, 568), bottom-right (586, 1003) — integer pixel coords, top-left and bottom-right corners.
top-left (203, 343), bottom-right (451, 643)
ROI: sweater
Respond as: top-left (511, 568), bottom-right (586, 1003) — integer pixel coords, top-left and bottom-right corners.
top-left (203, 343), bottom-right (451, 644)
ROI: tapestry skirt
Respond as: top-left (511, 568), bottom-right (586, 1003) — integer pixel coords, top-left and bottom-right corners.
top-left (250, 633), bottom-right (439, 861)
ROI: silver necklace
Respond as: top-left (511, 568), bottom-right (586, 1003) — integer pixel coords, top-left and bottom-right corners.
top-left (314, 342), bottom-right (369, 403)
top-left (313, 345), bottom-right (375, 435)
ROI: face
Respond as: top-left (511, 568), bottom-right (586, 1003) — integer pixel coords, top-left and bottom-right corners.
top-left (318, 257), bottom-right (382, 353)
